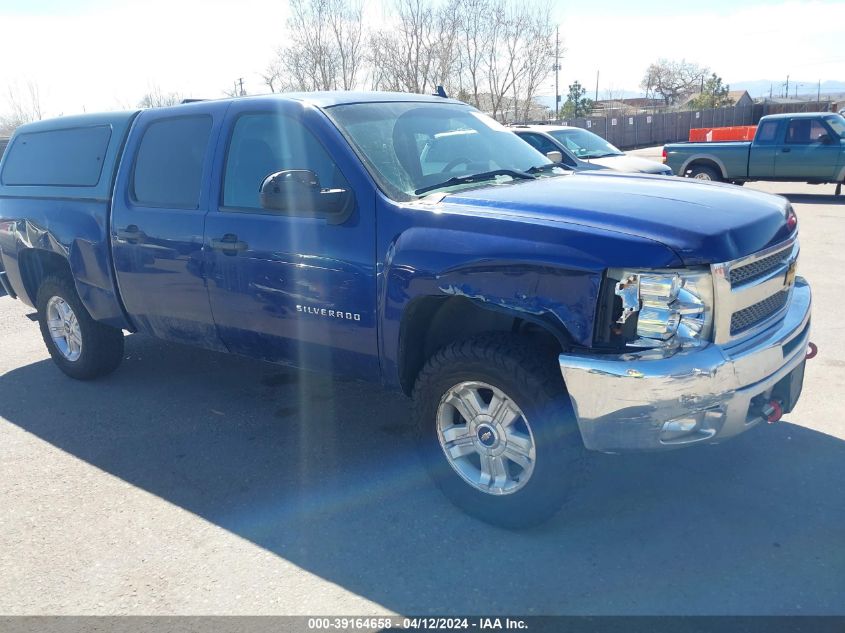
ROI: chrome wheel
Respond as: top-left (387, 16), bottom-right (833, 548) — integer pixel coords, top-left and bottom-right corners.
top-left (693, 172), bottom-right (712, 180)
top-left (436, 381), bottom-right (536, 495)
top-left (46, 296), bottom-right (82, 361)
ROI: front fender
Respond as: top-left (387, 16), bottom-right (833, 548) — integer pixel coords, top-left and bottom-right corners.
top-left (377, 217), bottom-right (681, 389)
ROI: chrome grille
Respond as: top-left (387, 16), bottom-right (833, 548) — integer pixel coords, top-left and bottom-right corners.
top-left (730, 290), bottom-right (789, 335)
top-left (729, 248), bottom-right (790, 286)
top-left (712, 235), bottom-right (799, 345)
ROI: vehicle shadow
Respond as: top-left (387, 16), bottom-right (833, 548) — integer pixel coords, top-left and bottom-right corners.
top-left (1, 333), bottom-right (843, 615)
top-left (782, 193), bottom-right (845, 205)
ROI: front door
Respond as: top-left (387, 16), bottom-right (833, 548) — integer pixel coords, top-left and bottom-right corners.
top-left (775, 118), bottom-right (839, 181)
top-left (111, 104), bottom-right (228, 350)
top-left (203, 101), bottom-right (379, 379)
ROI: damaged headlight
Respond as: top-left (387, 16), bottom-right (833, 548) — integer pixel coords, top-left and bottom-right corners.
top-left (608, 268), bottom-right (713, 348)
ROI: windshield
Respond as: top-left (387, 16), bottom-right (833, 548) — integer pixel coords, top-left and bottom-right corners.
top-left (826, 114), bottom-right (845, 138)
top-left (327, 101), bottom-right (556, 200)
top-left (549, 128), bottom-right (623, 159)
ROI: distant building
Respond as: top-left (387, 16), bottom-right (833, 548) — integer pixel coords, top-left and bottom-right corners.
top-left (680, 89), bottom-right (753, 108)
top-left (727, 90), bottom-right (754, 107)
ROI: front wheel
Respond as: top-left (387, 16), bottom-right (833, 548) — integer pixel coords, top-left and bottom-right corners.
top-left (36, 275), bottom-right (125, 380)
top-left (412, 335), bottom-right (587, 528)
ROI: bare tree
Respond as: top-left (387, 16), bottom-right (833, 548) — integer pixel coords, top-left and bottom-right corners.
top-left (455, 0), bottom-right (492, 108)
top-left (369, 0), bottom-right (460, 94)
top-left (268, 0), bottom-right (364, 92)
top-left (1, 82), bottom-right (42, 135)
top-left (640, 59), bottom-right (708, 106)
top-left (509, 5), bottom-right (554, 121)
top-left (138, 86), bottom-right (183, 108)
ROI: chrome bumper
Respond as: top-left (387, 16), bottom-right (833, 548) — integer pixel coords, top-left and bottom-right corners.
top-left (559, 277), bottom-right (812, 452)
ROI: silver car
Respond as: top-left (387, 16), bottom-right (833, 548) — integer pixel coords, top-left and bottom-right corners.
top-left (512, 124), bottom-right (673, 175)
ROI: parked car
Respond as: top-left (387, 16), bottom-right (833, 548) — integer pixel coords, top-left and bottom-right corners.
top-left (511, 124), bottom-right (673, 175)
top-left (0, 92), bottom-right (813, 527)
top-left (665, 112), bottom-right (845, 194)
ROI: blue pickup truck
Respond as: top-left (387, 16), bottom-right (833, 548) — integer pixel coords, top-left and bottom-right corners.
top-left (0, 92), bottom-right (814, 527)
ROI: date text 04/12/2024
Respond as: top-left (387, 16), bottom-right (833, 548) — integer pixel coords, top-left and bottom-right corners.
top-left (306, 617), bottom-right (528, 630)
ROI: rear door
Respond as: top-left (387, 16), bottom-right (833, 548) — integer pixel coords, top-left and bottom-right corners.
top-left (775, 118), bottom-right (839, 181)
top-left (202, 99), bottom-right (379, 379)
top-left (111, 103), bottom-right (227, 349)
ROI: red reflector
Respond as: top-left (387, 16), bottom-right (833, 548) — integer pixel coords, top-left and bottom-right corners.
top-left (786, 210), bottom-right (798, 230)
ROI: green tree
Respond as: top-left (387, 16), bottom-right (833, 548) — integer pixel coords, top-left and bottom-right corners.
top-left (689, 73), bottom-right (731, 109)
top-left (560, 80), bottom-right (592, 118)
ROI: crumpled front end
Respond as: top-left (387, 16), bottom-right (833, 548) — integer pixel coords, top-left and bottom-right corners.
top-left (560, 235), bottom-right (812, 452)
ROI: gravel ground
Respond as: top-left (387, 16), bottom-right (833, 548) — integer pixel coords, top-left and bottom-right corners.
top-left (1, 166), bottom-right (843, 616)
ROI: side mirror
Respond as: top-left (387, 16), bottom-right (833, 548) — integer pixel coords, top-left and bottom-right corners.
top-left (545, 150), bottom-right (563, 163)
top-left (259, 170), bottom-right (353, 224)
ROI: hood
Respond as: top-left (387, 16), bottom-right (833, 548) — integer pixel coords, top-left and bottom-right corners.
top-left (441, 171), bottom-right (794, 265)
top-left (587, 154), bottom-right (672, 174)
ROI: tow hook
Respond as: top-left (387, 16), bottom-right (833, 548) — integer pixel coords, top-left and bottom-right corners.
top-left (762, 400), bottom-right (784, 424)
top-left (806, 342), bottom-right (818, 360)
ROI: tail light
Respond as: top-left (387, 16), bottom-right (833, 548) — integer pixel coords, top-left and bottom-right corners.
top-left (661, 147), bottom-right (667, 164)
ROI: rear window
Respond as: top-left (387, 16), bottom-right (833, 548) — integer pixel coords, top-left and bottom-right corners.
top-left (755, 120), bottom-right (779, 144)
top-left (0, 125), bottom-right (112, 186)
top-left (132, 115), bottom-right (212, 208)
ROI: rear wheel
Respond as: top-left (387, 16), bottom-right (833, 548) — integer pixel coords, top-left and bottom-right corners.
top-left (688, 165), bottom-right (721, 181)
top-left (413, 334), bottom-right (587, 528)
top-left (36, 275), bottom-right (124, 380)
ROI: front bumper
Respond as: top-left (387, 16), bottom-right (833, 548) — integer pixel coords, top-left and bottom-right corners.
top-left (559, 277), bottom-right (812, 452)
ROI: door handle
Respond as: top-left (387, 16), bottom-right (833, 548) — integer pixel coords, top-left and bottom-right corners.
top-left (211, 233), bottom-right (249, 255)
top-left (117, 224), bottom-right (144, 243)
top-left (782, 147), bottom-right (791, 153)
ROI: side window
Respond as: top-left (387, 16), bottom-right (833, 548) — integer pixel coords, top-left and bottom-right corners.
top-left (755, 121), bottom-right (779, 145)
top-left (785, 119), bottom-right (829, 145)
top-left (223, 112), bottom-right (346, 211)
top-left (132, 115), bottom-right (212, 208)
top-left (521, 133), bottom-right (575, 166)
top-left (1, 125), bottom-right (112, 186)
top-left (521, 133), bottom-right (556, 155)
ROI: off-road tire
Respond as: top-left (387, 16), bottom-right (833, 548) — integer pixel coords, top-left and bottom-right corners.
top-left (36, 275), bottom-right (124, 380)
top-left (412, 334), bottom-right (587, 529)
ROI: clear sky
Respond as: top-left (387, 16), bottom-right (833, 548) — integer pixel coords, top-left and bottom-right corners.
top-left (0, 0), bottom-right (843, 116)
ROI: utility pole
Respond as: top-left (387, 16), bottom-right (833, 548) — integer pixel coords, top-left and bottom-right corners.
top-left (785, 74), bottom-right (789, 99)
top-left (595, 69), bottom-right (599, 103)
top-left (237, 77), bottom-right (245, 97)
top-left (553, 26), bottom-right (561, 119)
top-left (817, 79), bottom-right (821, 103)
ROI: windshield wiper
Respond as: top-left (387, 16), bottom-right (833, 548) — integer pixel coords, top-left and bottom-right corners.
top-left (415, 169), bottom-right (535, 196)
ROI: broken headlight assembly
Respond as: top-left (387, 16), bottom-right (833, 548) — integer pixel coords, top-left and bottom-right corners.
top-left (602, 268), bottom-right (714, 349)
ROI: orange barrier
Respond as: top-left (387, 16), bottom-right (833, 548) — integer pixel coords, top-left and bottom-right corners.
top-left (689, 125), bottom-right (757, 142)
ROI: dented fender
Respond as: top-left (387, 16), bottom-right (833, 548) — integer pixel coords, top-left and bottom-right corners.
top-left (377, 197), bottom-right (682, 389)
